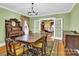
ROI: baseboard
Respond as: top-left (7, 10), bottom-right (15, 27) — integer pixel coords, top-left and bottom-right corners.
top-left (54, 37), bottom-right (62, 40)
top-left (50, 36), bottom-right (62, 40)
top-left (0, 43), bottom-right (5, 47)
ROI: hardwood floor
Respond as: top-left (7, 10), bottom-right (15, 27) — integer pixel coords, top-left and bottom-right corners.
top-left (0, 38), bottom-right (65, 56)
top-left (57, 41), bottom-right (64, 56)
top-left (0, 46), bottom-right (6, 56)
top-left (0, 39), bottom-right (78, 56)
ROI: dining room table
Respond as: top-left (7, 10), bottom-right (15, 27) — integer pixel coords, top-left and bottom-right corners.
top-left (15, 33), bottom-right (46, 55)
top-left (15, 33), bottom-right (45, 43)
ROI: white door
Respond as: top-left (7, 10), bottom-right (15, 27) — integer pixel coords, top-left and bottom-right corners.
top-left (54, 18), bottom-right (63, 40)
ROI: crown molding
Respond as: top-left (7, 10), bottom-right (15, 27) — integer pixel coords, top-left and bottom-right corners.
top-left (0, 3), bottom-right (76, 17)
top-left (29, 11), bottom-right (70, 17)
top-left (67, 3), bottom-right (76, 12)
top-left (0, 5), bottom-right (29, 17)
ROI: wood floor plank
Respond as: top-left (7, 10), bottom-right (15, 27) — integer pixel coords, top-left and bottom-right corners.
top-left (0, 46), bottom-right (6, 55)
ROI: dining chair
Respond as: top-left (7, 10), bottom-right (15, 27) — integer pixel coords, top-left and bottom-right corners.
top-left (5, 38), bottom-right (28, 56)
top-left (32, 35), bottom-right (47, 56)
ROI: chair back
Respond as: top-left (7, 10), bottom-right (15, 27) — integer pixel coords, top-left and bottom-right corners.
top-left (5, 19), bottom-right (24, 39)
top-left (5, 19), bottom-right (22, 55)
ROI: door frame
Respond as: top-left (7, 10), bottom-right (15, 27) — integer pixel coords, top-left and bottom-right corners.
top-left (34, 17), bottom-right (63, 40)
top-left (39, 18), bottom-right (55, 38)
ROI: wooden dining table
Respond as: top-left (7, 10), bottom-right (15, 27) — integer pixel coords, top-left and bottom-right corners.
top-left (15, 33), bottom-right (45, 55)
top-left (15, 33), bottom-right (45, 43)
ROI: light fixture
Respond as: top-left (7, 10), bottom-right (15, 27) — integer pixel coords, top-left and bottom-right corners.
top-left (27, 3), bottom-right (38, 16)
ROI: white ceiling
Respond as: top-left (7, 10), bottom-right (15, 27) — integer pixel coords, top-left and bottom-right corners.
top-left (0, 3), bottom-right (75, 17)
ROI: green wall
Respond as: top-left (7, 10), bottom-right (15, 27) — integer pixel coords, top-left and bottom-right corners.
top-left (29, 13), bottom-right (70, 32)
top-left (29, 3), bottom-right (79, 33)
top-left (0, 3), bottom-right (79, 45)
top-left (0, 7), bottom-right (21, 44)
top-left (70, 4), bottom-right (79, 32)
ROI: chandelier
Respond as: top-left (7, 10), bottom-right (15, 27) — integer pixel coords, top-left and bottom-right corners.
top-left (27, 3), bottom-right (38, 16)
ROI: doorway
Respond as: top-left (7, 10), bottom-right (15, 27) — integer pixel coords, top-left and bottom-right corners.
top-left (39, 18), bottom-right (55, 41)
top-left (41, 20), bottom-right (54, 37)
top-left (34, 18), bottom-right (63, 40)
